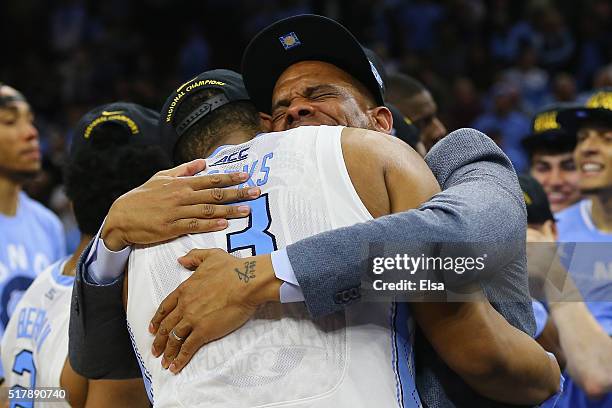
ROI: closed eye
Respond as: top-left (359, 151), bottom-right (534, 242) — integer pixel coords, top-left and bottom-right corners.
top-left (310, 92), bottom-right (335, 100)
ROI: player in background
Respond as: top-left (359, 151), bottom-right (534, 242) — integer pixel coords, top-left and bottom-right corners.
top-left (520, 173), bottom-right (612, 402)
top-left (1, 103), bottom-right (172, 407)
top-left (522, 104), bottom-right (581, 213)
top-left (553, 88), bottom-right (612, 406)
top-left (0, 84), bottom-right (65, 358)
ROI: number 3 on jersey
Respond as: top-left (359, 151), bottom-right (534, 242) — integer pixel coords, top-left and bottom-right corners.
top-left (227, 194), bottom-right (277, 255)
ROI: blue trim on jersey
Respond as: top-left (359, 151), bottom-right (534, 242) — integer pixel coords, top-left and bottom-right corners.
top-left (127, 322), bottom-right (154, 404)
top-left (50, 257), bottom-right (74, 287)
top-left (390, 303), bottom-right (403, 407)
top-left (392, 302), bottom-right (421, 408)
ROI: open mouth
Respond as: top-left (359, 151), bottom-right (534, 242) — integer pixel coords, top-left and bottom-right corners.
top-left (548, 192), bottom-right (570, 203)
top-left (580, 162), bottom-right (604, 175)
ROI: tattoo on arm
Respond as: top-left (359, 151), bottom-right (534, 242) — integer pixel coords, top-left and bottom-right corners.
top-left (234, 261), bottom-right (256, 283)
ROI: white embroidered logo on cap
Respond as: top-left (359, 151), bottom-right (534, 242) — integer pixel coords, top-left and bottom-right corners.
top-left (279, 32), bottom-right (301, 50)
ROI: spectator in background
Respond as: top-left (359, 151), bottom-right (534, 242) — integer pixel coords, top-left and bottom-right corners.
top-left (386, 72), bottom-right (447, 152)
top-left (0, 85), bottom-right (66, 360)
top-left (593, 64), bottom-right (612, 89)
top-left (178, 27), bottom-right (211, 80)
top-left (472, 82), bottom-right (530, 172)
top-left (50, 0), bottom-right (87, 54)
top-left (545, 73), bottom-right (577, 105)
top-left (522, 104), bottom-right (581, 213)
top-left (503, 43), bottom-right (549, 113)
top-left (396, 0), bottom-right (445, 53)
top-left (447, 77), bottom-right (483, 130)
top-left (575, 1), bottom-right (611, 89)
top-left (535, 7), bottom-right (574, 70)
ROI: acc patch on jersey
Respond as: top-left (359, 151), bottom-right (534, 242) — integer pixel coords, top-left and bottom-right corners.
top-left (279, 32), bottom-right (301, 50)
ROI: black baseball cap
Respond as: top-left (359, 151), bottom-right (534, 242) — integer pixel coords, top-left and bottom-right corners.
top-left (557, 88), bottom-right (612, 132)
top-left (242, 14), bottom-right (386, 113)
top-left (521, 103), bottom-right (577, 153)
top-left (70, 102), bottom-right (161, 156)
top-left (159, 69), bottom-right (250, 160)
top-left (388, 103), bottom-right (420, 149)
top-left (518, 174), bottom-right (555, 224)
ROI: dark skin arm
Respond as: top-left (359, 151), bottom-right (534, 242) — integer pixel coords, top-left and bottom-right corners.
top-left (59, 357), bottom-right (149, 408)
top-left (536, 318), bottom-right (566, 370)
top-left (149, 128), bottom-right (559, 403)
top-left (352, 128), bottom-right (560, 404)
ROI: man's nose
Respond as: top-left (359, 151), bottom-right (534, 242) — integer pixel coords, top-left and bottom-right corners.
top-left (285, 100), bottom-right (315, 126)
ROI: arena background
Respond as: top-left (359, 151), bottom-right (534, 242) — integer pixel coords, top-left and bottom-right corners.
top-left (1, 0), bottom-right (611, 251)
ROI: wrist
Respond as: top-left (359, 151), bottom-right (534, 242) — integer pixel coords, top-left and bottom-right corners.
top-left (101, 208), bottom-right (128, 251)
top-left (247, 255), bottom-right (281, 305)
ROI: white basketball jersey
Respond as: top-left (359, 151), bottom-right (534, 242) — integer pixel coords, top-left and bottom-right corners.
top-left (127, 125), bottom-right (421, 408)
top-left (1, 257), bottom-right (72, 408)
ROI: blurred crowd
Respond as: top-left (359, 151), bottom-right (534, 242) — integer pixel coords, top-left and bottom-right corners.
top-left (1, 0), bottom-right (611, 250)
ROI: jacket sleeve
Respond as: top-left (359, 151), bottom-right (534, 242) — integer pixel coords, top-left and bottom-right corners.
top-left (68, 239), bottom-right (142, 379)
top-left (286, 128), bottom-right (528, 318)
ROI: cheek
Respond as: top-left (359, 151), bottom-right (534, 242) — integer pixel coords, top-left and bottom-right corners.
top-left (605, 147), bottom-right (612, 167)
top-left (0, 134), bottom-right (17, 155)
top-left (531, 171), bottom-right (547, 184)
top-left (565, 171), bottom-right (580, 185)
top-left (339, 103), bottom-right (369, 128)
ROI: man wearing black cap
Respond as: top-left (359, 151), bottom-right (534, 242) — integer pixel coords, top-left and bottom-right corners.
top-left (552, 88), bottom-right (612, 407)
top-left (1, 102), bottom-right (171, 406)
top-left (522, 104), bottom-right (581, 214)
top-left (132, 15), bottom-right (559, 407)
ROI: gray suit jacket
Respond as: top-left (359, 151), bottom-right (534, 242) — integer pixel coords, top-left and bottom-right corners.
top-left (69, 129), bottom-right (535, 407)
top-left (286, 128), bottom-right (535, 407)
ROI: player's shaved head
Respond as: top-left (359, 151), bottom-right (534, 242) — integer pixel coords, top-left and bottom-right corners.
top-left (270, 61), bottom-right (392, 133)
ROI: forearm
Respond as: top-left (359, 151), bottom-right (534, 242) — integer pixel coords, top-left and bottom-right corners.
top-left (470, 318), bottom-right (560, 404)
top-left (413, 301), bottom-right (560, 405)
top-left (549, 302), bottom-right (606, 350)
top-left (548, 302), bottom-right (612, 397)
top-left (85, 378), bottom-right (149, 408)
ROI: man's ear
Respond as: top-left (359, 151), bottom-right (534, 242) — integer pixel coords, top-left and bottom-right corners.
top-left (259, 112), bottom-right (273, 132)
top-left (369, 106), bottom-right (393, 134)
